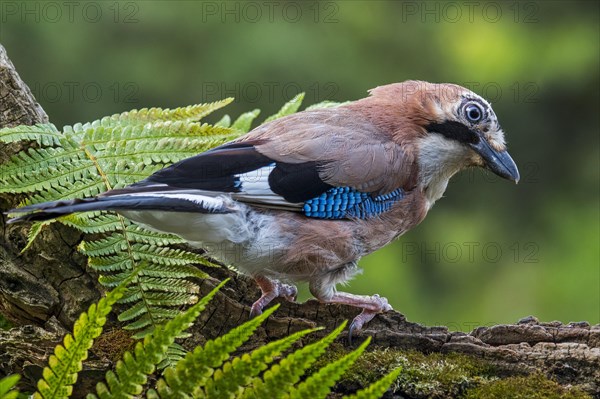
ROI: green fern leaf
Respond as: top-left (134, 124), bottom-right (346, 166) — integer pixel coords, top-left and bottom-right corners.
top-left (0, 146), bottom-right (83, 184)
top-left (60, 213), bottom-right (122, 234)
top-left (231, 109), bottom-right (260, 132)
top-left (202, 327), bottom-right (320, 398)
top-left (123, 226), bottom-right (187, 246)
top-left (344, 367), bottom-right (401, 399)
top-left (0, 375), bottom-right (20, 399)
top-left (0, 123), bottom-right (61, 146)
top-left (88, 279), bottom-right (227, 399)
top-left (153, 305), bottom-right (280, 399)
top-left (287, 337), bottom-right (371, 399)
top-left (27, 180), bottom-right (107, 203)
top-left (240, 321), bottom-right (347, 399)
top-left (263, 93), bottom-right (305, 123)
top-left (0, 161), bottom-right (97, 194)
top-left (131, 244), bottom-right (213, 267)
top-left (33, 271), bottom-right (137, 399)
top-left (79, 235), bottom-right (128, 257)
top-left (21, 221), bottom-right (50, 253)
top-left (305, 100), bottom-right (350, 110)
top-left (157, 343), bottom-right (188, 370)
top-left (136, 276), bottom-right (200, 293)
top-left (142, 292), bottom-right (199, 307)
top-left (214, 114), bottom-right (231, 128)
top-left (88, 255), bottom-right (134, 273)
top-left (81, 99), bottom-right (234, 129)
top-left (138, 263), bottom-right (208, 279)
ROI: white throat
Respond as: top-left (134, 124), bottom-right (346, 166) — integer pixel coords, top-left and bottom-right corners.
top-left (416, 134), bottom-right (471, 210)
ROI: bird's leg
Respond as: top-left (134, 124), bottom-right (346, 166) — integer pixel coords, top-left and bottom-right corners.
top-left (250, 275), bottom-right (297, 317)
top-left (310, 279), bottom-right (392, 342)
top-left (326, 292), bottom-right (392, 340)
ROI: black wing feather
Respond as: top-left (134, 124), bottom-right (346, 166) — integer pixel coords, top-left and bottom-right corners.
top-left (269, 161), bottom-right (332, 203)
top-left (141, 142), bottom-right (273, 192)
top-left (131, 141), bottom-right (332, 205)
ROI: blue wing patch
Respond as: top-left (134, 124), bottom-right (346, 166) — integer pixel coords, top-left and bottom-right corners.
top-left (303, 187), bottom-right (405, 219)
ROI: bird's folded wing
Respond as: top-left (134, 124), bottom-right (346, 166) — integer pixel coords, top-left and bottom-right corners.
top-left (247, 108), bottom-right (418, 195)
top-left (114, 108), bottom-right (418, 219)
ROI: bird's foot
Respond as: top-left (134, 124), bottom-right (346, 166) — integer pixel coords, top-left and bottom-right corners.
top-left (348, 295), bottom-right (392, 344)
top-left (250, 277), bottom-right (297, 317)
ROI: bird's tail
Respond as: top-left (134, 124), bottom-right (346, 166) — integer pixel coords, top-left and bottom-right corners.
top-left (6, 191), bottom-right (230, 224)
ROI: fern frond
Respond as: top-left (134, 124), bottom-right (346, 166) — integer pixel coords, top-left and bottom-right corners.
top-left (27, 180), bottom-right (106, 203)
top-left (0, 123), bottom-right (61, 146)
top-left (305, 100), bottom-right (350, 110)
top-left (231, 109), bottom-right (260, 133)
top-left (88, 280), bottom-right (227, 399)
top-left (287, 337), bottom-right (371, 399)
top-left (0, 146), bottom-right (83, 183)
top-left (139, 262), bottom-right (208, 278)
top-left (80, 99), bottom-right (234, 129)
top-left (88, 255), bottom-right (133, 273)
top-left (21, 221), bottom-right (50, 253)
top-left (141, 292), bottom-right (199, 307)
top-left (202, 327), bottom-right (319, 398)
top-left (79, 228), bottom-right (188, 258)
top-left (79, 235), bottom-right (128, 257)
top-left (0, 375), bottom-right (20, 399)
top-left (122, 226), bottom-right (187, 246)
top-left (158, 343), bottom-right (188, 370)
top-left (34, 271), bottom-right (137, 399)
top-left (240, 321), bottom-right (347, 399)
top-left (214, 114), bottom-right (231, 128)
top-left (61, 213), bottom-right (122, 234)
top-left (136, 277), bottom-right (201, 294)
top-left (131, 244), bottom-right (213, 267)
top-left (345, 367), bottom-right (401, 399)
top-left (150, 305), bottom-right (279, 399)
top-left (263, 93), bottom-right (305, 123)
top-left (0, 161), bottom-right (97, 194)
top-left (83, 121), bottom-right (237, 146)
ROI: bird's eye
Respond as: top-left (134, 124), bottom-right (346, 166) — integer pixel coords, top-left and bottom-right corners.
top-left (464, 103), bottom-right (484, 123)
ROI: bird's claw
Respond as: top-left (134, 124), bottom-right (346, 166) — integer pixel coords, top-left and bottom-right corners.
top-left (279, 283), bottom-right (298, 302)
top-left (250, 280), bottom-right (298, 318)
top-left (348, 295), bottom-right (392, 344)
top-left (249, 304), bottom-right (263, 318)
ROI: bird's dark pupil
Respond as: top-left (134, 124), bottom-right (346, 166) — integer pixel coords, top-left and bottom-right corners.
top-left (468, 107), bottom-right (480, 120)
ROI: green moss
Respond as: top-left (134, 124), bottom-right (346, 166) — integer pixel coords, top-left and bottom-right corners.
top-left (312, 344), bottom-right (496, 398)
top-left (311, 345), bottom-right (591, 399)
top-left (463, 373), bottom-right (591, 399)
top-left (0, 313), bottom-right (13, 330)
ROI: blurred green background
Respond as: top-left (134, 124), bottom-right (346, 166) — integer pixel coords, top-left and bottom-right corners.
top-left (1, 1), bottom-right (598, 330)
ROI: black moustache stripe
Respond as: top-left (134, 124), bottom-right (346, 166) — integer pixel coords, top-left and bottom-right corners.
top-left (425, 121), bottom-right (480, 144)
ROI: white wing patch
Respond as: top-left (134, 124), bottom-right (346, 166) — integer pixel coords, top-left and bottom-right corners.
top-left (232, 164), bottom-right (303, 210)
top-left (120, 164), bottom-right (302, 211)
top-left (235, 164), bottom-right (275, 195)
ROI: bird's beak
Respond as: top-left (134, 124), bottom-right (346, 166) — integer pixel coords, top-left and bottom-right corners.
top-left (469, 135), bottom-right (520, 183)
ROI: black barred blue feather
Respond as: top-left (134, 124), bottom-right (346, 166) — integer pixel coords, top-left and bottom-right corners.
top-left (303, 187), bottom-right (405, 219)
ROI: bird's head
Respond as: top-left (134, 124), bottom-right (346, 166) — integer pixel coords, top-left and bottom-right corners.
top-left (362, 81), bottom-right (519, 204)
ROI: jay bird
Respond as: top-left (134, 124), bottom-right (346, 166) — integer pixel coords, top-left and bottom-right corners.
top-left (8, 81), bottom-right (519, 335)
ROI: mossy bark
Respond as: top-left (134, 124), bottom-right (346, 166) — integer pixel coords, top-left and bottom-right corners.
top-left (0, 44), bottom-right (598, 398)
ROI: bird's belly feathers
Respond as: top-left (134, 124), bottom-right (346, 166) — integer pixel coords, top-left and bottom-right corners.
top-left (120, 201), bottom-right (288, 276)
